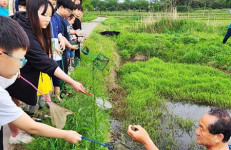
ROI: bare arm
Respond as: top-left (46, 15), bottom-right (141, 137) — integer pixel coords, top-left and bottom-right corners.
top-left (54, 67), bottom-right (87, 93)
top-left (127, 125), bottom-right (159, 150)
top-left (58, 35), bottom-right (78, 50)
top-left (11, 113), bottom-right (82, 143)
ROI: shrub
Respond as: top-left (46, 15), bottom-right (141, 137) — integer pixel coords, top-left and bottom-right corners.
top-left (120, 50), bottom-right (131, 60)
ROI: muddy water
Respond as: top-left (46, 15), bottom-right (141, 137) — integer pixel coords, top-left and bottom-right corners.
top-left (167, 102), bottom-right (231, 149)
top-left (110, 120), bottom-right (144, 150)
top-left (110, 102), bottom-right (231, 150)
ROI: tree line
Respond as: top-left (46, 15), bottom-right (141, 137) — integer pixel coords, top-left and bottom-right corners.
top-left (86, 0), bottom-right (231, 12)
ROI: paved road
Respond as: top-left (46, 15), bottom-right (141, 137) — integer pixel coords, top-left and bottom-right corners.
top-left (3, 16), bottom-right (107, 150)
top-left (82, 17), bottom-right (107, 36)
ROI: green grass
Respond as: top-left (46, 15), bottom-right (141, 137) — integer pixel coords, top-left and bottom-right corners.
top-left (26, 24), bottom-right (119, 150)
top-left (82, 12), bottom-right (98, 22)
top-left (119, 57), bottom-right (231, 149)
top-left (27, 10), bottom-right (231, 149)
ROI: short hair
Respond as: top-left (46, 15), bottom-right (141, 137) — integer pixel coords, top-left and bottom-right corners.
top-left (67, 14), bottom-right (75, 20)
top-left (56, 0), bottom-right (74, 10)
top-left (73, 4), bottom-right (83, 12)
top-left (15, 0), bottom-right (27, 11)
top-left (208, 108), bottom-right (231, 142)
top-left (18, 0), bottom-right (26, 6)
top-left (0, 16), bottom-right (29, 53)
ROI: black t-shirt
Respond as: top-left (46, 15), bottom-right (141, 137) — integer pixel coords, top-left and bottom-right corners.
top-left (72, 18), bottom-right (81, 30)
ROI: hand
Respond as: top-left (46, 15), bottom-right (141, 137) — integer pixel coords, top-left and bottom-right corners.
top-left (55, 48), bottom-right (63, 55)
top-left (84, 34), bottom-right (88, 40)
top-left (75, 29), bottom-right (81, 36)
top-left (63, 130), bottom-right (82, 143)
top-left (71, 81), bottom-right (87, 93)
top-left (71, 45), bottom-right (78, 50)
top-left (127, 125), bottom-right (151, 145)
top-left (58, 37), bottom-right (66, 51)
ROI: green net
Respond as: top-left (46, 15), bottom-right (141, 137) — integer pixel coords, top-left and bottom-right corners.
top-left (73, 57), bottom-right (81, 68)
top-left (93, 53), bottom-right (109, 71)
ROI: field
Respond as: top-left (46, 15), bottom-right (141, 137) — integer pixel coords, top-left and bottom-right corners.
top-left (28, 9), bottom-right (231, 149)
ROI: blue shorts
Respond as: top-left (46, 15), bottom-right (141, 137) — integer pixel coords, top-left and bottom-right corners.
top-left (66, 49), bottom-right (75, 59)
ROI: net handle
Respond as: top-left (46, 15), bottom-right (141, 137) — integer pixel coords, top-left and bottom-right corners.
top-left (78, 47), bottom-right (96, 59)
top-left (20, 76), bottom-right (52, 103)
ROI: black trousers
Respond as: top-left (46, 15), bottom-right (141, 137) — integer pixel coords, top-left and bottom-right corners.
top-left (62, 49), bottom-right (68, 74)
top-left (0, 127), bottom-right (3, 150)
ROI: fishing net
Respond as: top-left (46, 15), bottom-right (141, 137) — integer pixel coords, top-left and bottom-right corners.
top-left (48, 102), bottom-right (73, 129)
top-left (73, 56), bottom-right (81, 68)
top-left (20, 76), bottom-right (73, 129)
top-left (93, 53), bottom-right (110, 71)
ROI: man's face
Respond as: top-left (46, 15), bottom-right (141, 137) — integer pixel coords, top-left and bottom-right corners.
top-left (63, 6), bottom-right (71, 18)
top-left (195, 114), bottom-right (218, 148)
top-left (0, 49), bottom-right (26, 79)
top-left (0, 0), bottom-right (8, 8)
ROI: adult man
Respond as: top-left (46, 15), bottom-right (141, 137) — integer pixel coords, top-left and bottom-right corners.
top-left (128, 108), bottom-right (231, 150)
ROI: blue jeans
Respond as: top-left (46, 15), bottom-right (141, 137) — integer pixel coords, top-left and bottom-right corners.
top-left (66, 49), bottom-right (75, 59)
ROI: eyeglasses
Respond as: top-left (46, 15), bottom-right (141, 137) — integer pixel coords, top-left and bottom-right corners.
top-left (65, 8), bottom-right (72, 13)
top-left (2, 51), bottom-right (27, 68)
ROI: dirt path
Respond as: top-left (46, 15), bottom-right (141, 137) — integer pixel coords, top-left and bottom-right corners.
top-left (82, 17), bottom-right (107, 36)
top-left (3, 17), bottom-right (107, 150)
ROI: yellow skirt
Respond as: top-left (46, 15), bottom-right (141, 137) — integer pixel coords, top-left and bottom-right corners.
top-left (37, 73), bottom-right (53, 96)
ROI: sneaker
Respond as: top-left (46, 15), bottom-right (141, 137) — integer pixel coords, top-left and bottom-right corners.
top-left (9, 132), bottom-right (34, 144)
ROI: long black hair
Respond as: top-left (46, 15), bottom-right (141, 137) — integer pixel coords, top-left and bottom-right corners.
top-left (26, 0), bottom-right (54, 56)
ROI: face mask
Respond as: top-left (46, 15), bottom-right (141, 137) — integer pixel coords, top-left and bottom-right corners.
top-left (0, 72), bottom-right (19, 89)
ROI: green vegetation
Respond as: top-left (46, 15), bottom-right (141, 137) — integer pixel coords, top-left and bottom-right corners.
top-left (95, 10), bottom-right (231, 149)
top-left (28, 9), bottom-right (231, 149)
top-left (82, 12), bottom-right (98, 22)
top-left (119, 57), bottom-right (231, 149)
top-left (27, 27), bottom-right (119, 150)
top-left (90, 0), bottom-right (231, 12)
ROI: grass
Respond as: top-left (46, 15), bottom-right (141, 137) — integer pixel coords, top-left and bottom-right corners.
top-left (27, 10), bottom-right (231, 149)
top-left (119, 57), bottom-right (231, 149)
top-left (26, 23), bottom-right (119, 149)
top-left (82, 12), bottom-right (98, 22)
top-left (91, 10), bottom-right (231, 149)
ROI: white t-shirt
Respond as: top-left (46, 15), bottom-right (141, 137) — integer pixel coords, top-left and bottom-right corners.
top-left (0, 74), bottom-right (23, 128)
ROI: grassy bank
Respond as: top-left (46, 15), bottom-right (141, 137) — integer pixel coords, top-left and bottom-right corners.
top-left (26, 24), bottom-right (118, 150)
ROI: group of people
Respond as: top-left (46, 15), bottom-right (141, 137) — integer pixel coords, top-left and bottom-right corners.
top-left (0, 0), bottom-right (89, 148)
top-left (1, 0), bottom-right (231, 150)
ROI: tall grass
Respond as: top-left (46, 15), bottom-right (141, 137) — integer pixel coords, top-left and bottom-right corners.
top-left (26, 25), bottom-right (118, 150)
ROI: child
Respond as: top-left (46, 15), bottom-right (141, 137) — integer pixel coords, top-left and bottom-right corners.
top-left (72, 4), bottom-right (87, 59)
top-left (0, 16), bottom-right (82, 149)
top-left (0, 0), bottom-right (9, 16)
top-left (7, 0), bottom-right (87, 144)
top-left (67, 14), bottom-right (77, 71)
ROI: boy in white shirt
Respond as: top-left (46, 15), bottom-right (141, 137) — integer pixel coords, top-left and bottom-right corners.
top-left (0, 16), bottom-right (82, 149)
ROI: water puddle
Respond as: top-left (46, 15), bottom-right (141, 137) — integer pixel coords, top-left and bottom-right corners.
top-left (110, 102), bottom-right (231, 150)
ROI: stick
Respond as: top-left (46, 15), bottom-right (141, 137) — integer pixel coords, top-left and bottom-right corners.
top-left (81, 136), bottom-right (113, 149)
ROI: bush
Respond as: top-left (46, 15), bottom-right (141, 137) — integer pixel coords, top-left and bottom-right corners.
top-left (120, 50), bottom-right (131, 60)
